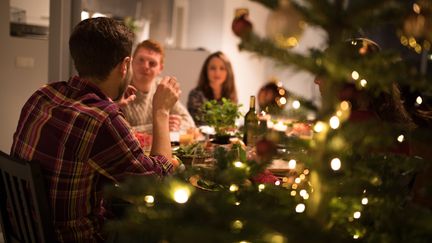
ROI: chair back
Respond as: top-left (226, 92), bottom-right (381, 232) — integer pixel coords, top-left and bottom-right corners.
top-left (0, 151), bottom-right (55, 243)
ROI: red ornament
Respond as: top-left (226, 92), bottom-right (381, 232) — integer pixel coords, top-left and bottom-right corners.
top-left (255, 138), bottom-right (277, 161)
top-left (232, 13), bottom-right (253, 38)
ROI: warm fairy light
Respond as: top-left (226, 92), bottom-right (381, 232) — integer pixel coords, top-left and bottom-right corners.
top-left (336, 110), bottom-right (343, 117)
top-left (299, 189), bottom-right (307, 197)
top-left (361, 197), bottom-right (368, 205)
top-left (279, 89), bottom-right (285, 95)
top-left (303, 169), bottom-right (310, 175)
top-left (292, 184), bottom-right (298, 189)
top-left (331, 158), bottom-right (342, 171)
top-left (295, 203), bottom-right (306, 213)
top-left (258, 184), bottom-right (265, 192)
top-left (340, 101), bottom-right (350, 111)
top-left (230, 184), bottom-right (239, 192)
top-left (397, 134), bottom-right (405, 143)
top-left (290, 190), bottom-right (297, 196)
top-left (235, 201), bottom-right (241, 206)
top-left (416, 96), bottom-right (423, 105)
top-left (292, 100), bottom-right (301, 109)
top-left (275, 180), bottom-right (281, 186)
top-left (233, 161), bottom-right (245, 168)
top-left (360, 79), bottom-right (367, 87)
top-left (282, 177), bottom-right (289, 182)
top-left (353, 211), bottom-right (361, 219)
top-left (144, 195), bottom-right (155, 204)
top-left (173, 187), bottom-right (190, 204)
top-left (409, 37), bottom-right (417, 47)
top-left (329, 116), bottom-right (340, 129)
top-left (314, 121), bottom-right (325, 132)
top-left (413, 3), bottom-right (421, 14)
top-left (400, 35), bottom-right (408, 46)
top-left (294, 178), bottom-right (301, 184)
top-left (353, 234), bottom-right (360, 239)
top-left (288, 159), bottom-right (297, 169)
top-left (232, 220), bottom-right (243, 230)
top-left (279, 97), bottom-right (287, 105)
top-left (299, 174), bottom-right (305, 180)
top-left (351, 71), bottom-right (359, 80)
top-left (303, 193), bottom-right (309, 200)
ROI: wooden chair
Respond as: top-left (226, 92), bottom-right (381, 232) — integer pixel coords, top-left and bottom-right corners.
top-left (0, 151), bottom-right (55, 243)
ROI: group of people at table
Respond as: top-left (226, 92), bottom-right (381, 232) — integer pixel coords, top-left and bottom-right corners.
top-left (9, 17), bottom-right (246, 242)
top-left (7, 17), bottom-right (431, 242)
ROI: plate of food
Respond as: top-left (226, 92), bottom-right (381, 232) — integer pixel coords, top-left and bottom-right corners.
top-left (189, 175), bottom-right (222, 191)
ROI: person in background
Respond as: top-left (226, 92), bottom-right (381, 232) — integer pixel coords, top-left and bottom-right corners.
top-left (122, 39), bottom-right (195, 132)
top-left (257, 81), bottom-right (289, 114)
top-left (10, 17), bottom-right (179, 242)
top-left (187, 51), bottom-right (238, 124)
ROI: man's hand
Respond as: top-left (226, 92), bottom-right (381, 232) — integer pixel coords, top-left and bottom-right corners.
top-left (117, 85), bottom-right (137, 107)
top-left (153, 76), bottom-right (180, 114)
top-left (169, 115), bottom-right (181, 131)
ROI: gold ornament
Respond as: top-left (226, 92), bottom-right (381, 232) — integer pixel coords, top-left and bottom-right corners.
top-left (266, 1), bottom-right (306, 48)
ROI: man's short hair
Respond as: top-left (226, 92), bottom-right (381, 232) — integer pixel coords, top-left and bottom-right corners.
top-left (69, 17), bottom-right (134, 81)
top-left (133, 39), bottom-right (165, 65)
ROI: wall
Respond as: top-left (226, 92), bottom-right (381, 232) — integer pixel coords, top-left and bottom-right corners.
top-left (0, 0), bottom-right (48, 152)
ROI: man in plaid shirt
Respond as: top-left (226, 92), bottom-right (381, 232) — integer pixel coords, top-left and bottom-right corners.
top-left (11, 17), bottom-right (179, 242)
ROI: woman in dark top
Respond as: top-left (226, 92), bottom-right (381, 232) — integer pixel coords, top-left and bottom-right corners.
top-left (187, 51), bottom-right (238, 124)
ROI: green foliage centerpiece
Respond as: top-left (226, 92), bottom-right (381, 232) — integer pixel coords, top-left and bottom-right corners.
top-left (200, 98), bottom-right (242, 144)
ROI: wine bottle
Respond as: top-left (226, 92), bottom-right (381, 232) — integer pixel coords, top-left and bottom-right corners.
top-left (243, 95), bottom-right (258, 146)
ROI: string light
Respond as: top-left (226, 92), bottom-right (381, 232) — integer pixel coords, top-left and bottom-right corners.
top-left (290, 190), bottom-right (297, 196)
top-left (340, 101), bottom-right (350, 111)
top-left (232, 220), bottom-right (243, 230)
top-left (416, 96), bottom-right (423, 105)
top-left (230, 184), bottom-right (239, 192)
top-left (351, 71), bottom-right (360, 80)
top-left (361, 197), bottom-right (368, 205)
top-left (299, 190), bottom-right (307, 197)
top-left (233, 161), bottom-right (245, 168)
top-left (353, 211), bottom-right (361, 219)
top-left (360, 79), bottom-right (367, 87)
top-left (258, 184), bottom-right (265, 192)
top-left (397, 134), bottom-right (405, 143)
top-left (292, 100), bottom-right (301, 109)
top-left (329, 116), bottom-right (340, 129)
top-left (275, 180), bottom-right (281, 186)
top-left (314, 121), bottom-right (325, 132)
top-left (288, 159), bottom-right (297, 169)
top-left (235, 201), bottom-right (241, 206)
top-left (144, 195), bottom-right (155, 204)
top-left (292, 184), bottom-right (298, 189)
top-left (299, 174), bottom-right (306, 180)
top-left (173, 187), bottom-right (190, 204)
top-left (295, 203), bottom-right (306, 213)
top-left (294, 178), bottom-right (301, 184)
top-left (279, 97), bottom-right (287, 105)
top-left (331, 158), bottom-right (342, 171)
top-left (353, 234), bottom-right (360, 239)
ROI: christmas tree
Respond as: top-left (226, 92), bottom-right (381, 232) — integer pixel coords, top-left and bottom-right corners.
top-left (106, 1), bottom-right (432, 242)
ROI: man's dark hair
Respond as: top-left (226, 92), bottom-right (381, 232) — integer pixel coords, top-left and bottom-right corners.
top-left (69, 17), bottom-right (134, 81)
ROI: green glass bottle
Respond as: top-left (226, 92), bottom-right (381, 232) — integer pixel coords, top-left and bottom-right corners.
top-left (243, 95), bottom-right (258, 146)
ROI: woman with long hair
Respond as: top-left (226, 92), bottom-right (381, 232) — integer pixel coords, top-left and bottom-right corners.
top-left (187, 51), bottom-right (238, 124)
